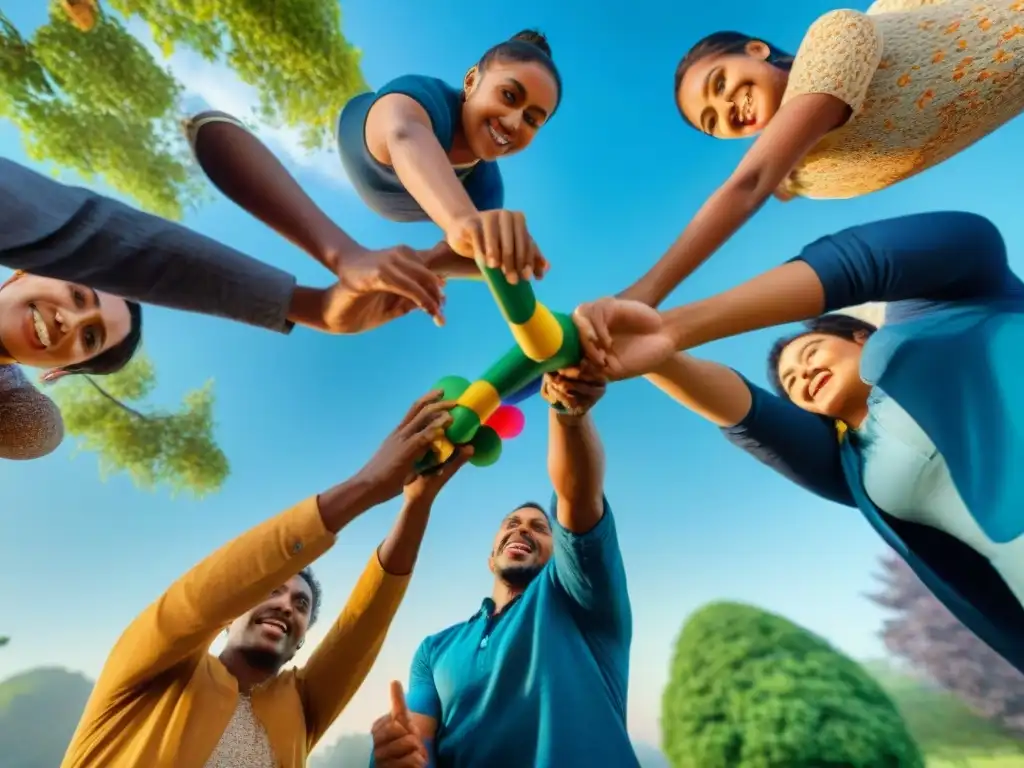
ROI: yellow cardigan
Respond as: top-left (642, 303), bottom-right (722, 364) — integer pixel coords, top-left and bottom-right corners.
top-left (60, 497), bottom-right (410, 768)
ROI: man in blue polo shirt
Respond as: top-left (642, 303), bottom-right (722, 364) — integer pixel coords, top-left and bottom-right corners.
top-left (369, 369), bottom-right (637, 768)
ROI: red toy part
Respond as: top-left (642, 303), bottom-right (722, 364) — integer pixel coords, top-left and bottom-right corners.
top-left (485, 404), bottom-right (525, 439)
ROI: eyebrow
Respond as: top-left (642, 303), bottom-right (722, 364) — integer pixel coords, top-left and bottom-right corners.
top-left (779, 338), bottom-right (817, 388)
top-left (505, 78), bottom-right (549, 119)
top-left (698, 68), bottom-right (718, 133)
top-left (90, 288), bottom-right (107, 347)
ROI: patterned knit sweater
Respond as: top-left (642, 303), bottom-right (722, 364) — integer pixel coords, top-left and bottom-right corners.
top-left (0, 364), bottom-right (63, 460)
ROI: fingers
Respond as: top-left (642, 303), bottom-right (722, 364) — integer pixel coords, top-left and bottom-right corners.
top-left (380, 249), bottom-right (446, 325)
top-left (543, 372), bottom-right (605, 411)
top-left (390, 680), bottom-right (412, 728)
top-left (498, 210), bottom-right (518, 284)
top-left (398, 390), bottom-right (444, 430)
top-left (373, 725), bottom-right (425, 764)
top-left (400, 399), bottom-right (457, 448)
top-left (481, 211), bottom-right (501, 271)
top-left (572, 306), bottom-right (609, 368)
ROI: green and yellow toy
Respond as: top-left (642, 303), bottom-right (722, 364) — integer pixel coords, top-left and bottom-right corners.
top-left (417, 257), bottom-right (581, 473)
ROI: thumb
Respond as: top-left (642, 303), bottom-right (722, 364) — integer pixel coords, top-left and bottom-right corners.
top-left (390, 680), bottom-right (412, 727)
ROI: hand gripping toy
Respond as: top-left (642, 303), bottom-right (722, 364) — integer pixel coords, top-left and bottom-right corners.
top-left (417, 260), bottom-right (581, 473)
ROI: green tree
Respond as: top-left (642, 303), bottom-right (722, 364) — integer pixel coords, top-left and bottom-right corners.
top-left (0, 667), bottom-right (94, 768)
top-left (662, 602), bottom-right (924, 768)
top-left (106, 0), bottom-right (368, 149)
top-left (53, 351), bottom-right (228, 497)
top-left (0, 637), bottom-right (8, 648)
top-left (0, 5), bottom-right (200, 219)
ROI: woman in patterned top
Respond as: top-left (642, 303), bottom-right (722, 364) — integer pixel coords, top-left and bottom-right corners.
top-left (616, 0), bottom-right (1024, 308)
top-left (0, 271), bottom-right (142, 460)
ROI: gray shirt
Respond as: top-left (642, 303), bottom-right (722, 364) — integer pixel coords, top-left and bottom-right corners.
top-left (0, 158), bottom-right (296, 333)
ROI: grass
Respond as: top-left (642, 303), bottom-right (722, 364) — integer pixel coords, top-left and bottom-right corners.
top-left (928, 754), bottom-right (1024, 767)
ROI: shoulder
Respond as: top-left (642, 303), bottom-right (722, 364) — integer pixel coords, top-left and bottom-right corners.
top-left (373, 74), bottom-right (461, 148)
top-left (0, 365), bottom-right (64, 460)
top-left (786, 9), bottom-right (883, 112)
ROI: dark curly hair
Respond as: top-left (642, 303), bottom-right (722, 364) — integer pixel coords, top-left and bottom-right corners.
top-left (674, 31), bottom-right (794, 128)
top-left (766, 313), bottom-right (878, 398)
top-left (297, 567), bottom-right (323, 627)
top-left (478, 29), bottom-right (562, 113)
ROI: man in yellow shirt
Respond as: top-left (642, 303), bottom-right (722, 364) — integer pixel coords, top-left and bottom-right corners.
top-left (61, 391), bottom-right (472, 768)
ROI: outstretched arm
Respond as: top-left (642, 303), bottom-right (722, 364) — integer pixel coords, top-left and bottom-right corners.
top-left (646, 354), bottom-right (854, 506)
top-left (663, 211), bottom-right (1012, 351)
top-left (620, 92), bottom-right (848, 306)
top-left (0, 159), bottom-right (302, 333)
top-left (186, 112), bottom-right (364, 273)
top-left (621, 9), bottom-right (881, 306)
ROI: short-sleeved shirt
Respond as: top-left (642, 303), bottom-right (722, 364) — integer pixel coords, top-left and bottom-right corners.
top-left (337, 75), bottom-right (504, 222)
top-left (779, 1), bottom-right (1024, 199)
top-left (403, 496), bottom-right (637, 768)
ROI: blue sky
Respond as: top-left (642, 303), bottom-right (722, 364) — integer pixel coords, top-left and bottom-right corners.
top-left (3, 0), bottom-right (1024, 753)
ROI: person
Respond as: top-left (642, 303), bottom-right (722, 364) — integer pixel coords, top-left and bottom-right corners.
top-left (184, 28), bottom-right (560, 304)
top-left (0, 269), bottom-right (142, 460)
top-left (60, 391), bottom-right (474, 768)
top-left (574, 211), bottom-right (1024, 674)
top-left (368, 371), bottom-right (638, 768)
top-left (0, 157), bottom-right (444, 337)
top-left (618, 0), bottom-right (1024, 308)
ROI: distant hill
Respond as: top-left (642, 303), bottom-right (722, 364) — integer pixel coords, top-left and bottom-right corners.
top-left (0, 667), bottom-right (93, 768)
top-left (864, 659), bottom-right (1024, 758)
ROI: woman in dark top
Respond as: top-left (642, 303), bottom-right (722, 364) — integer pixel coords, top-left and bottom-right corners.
top-left (573, 211), bottom-right (1024, 673)
top-left (186, 29), bottom-right (560, 331)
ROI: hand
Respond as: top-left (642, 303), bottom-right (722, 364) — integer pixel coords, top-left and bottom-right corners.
top-left (355, 391), bottom-right (457, 506)
top-left (540, 367), bottom-right (607, 417)
top-left (446, 210), bottom-right (549, 284)
top-left (371, 681), bottom-right (428, 768)
top-left (572, 298), bottom-right (676, 380)
top-left (404, 443), bottom-right (474, 507)
top-left (321, 245), bottom-right (446, 333)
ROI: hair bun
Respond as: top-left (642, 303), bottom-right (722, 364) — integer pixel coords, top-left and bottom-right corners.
top-left (511, 29), bottom-right (552, 58)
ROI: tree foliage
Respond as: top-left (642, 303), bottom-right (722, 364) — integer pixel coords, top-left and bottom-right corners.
top-left (662, 601), bottom-right (923, 768)
top-left (52, 351), bottom-right (228, 497)
top-left (868, 553), bottom-right (1024, 735)
top-left (106, 0), bottom-right (368, 150)
top-left (0, 5), bottom-right (200, 219)
top-left (0, 637), bottom-right (7, 648)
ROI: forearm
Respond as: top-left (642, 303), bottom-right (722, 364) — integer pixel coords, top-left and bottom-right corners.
top-left (549, 409), bottom-right (605, 532)
top-left (386, 124), bottom-right (478, 234)
top-left (663, 261), bottom-right (825, 350)
top-left (645, 353), bottom-right (753, 428)
top-left (376, 499), bottom-right (432, 576)
top-left (620, 177), bottom-right (771, 307)
top-left (188, 113), bottom-right (361, 271)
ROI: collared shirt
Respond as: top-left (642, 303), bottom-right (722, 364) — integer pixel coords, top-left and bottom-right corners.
top-left (404, 497), bottom-right (638, 768)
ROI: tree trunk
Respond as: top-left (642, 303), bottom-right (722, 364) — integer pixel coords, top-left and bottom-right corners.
top-left (83, 376), bottom-right (149, 421)
top-left (61, 0), bottom-right (99, 32)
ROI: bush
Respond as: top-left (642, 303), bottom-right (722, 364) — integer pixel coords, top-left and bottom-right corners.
top-left (661, 602), bottom-right (924, 768)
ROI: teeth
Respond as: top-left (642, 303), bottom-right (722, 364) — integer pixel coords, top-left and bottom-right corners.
top-left (31, 308), bottom-right (50, 348)
top-left (488, 123), bottom-right (510, 146)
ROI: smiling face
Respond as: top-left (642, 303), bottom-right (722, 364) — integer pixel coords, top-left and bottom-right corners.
top-left (676, 42), bottom-right (789, 138)
top-left (776, 331), bottom-right (871, 419)
top-left (0, 274), bottom-right (131, 369)
top-left (224, 575), bottom-right (314, 670)
top-left (488, 505), bottom-right (554, 586)
top-left (461, 59), bottom-right (559, 161)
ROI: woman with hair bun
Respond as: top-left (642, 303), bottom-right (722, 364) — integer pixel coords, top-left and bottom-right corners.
top-left (186, 29), bottom-right (563, 336)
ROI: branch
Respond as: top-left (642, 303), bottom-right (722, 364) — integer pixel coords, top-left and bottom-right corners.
top-left (83, 375), bottom-right (149, 420)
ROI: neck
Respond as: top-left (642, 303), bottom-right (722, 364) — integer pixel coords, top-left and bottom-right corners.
top-left (218, 647), bottom-right (278, 693)
top-left (841, 402), bottom-right (870, 429)
top-left (491, 580), bottom-right (525, 613)
top-left (449, 127), bottom-right (477, 166)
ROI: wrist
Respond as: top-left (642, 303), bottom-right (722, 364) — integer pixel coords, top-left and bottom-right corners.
top-left (287, 285), bottom-right (327, 330)
top-left (663, 304), bottom-right (696, 351)
top-left (324, 239), bottom-right (366, 272)
top-left (317, 474), bottom-right (383, 533)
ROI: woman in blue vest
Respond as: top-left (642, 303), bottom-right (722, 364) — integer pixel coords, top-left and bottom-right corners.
top-left (573, 211), bottom-right (1024, 671)
top-left (186, 29), bottom-right (559, 339)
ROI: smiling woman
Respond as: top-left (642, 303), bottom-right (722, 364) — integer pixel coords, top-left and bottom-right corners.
top-left (0, 271), bottom-right (142, 460)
